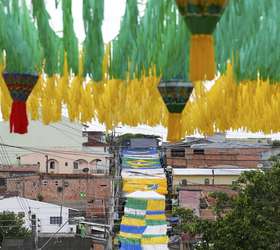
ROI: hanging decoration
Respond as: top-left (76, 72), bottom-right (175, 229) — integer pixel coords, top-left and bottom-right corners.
top-left (110, 0), bottom-right (138, 79)
top-left (83, 0), bottom-right (104, 81)
top-left (3, 73), bottom-right (38, 133)
top-left (157, 2), bottom-right (193, 142)
top-left (0, 0), bottom-right (279, 138)
top-left (158, 81), bottom-right (193, 142)
top-left (175, 0), bottom-right (228, 82)
top-left (0, 0), bottom-right (42, 134)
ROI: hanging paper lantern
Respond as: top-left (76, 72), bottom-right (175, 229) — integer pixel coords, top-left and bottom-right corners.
top-left (2, 73), bottom-right (38, 134)
top-left (158, 80), bottom-right (193, 142)
top-left (175, 0), bottom-right (228, 81)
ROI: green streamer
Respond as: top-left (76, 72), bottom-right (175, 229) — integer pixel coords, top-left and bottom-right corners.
top-left (83, 0), bottom-right (104, 81)
top-left (110, 0), bottom-right (138, 79)
top-left (0, 0), bottom-right (42, 73)
top-left (62, 0), bottom-right (78, 74)
top-left (215, 0), bottom-right (280, 82)
top-left (32, 0), bottom-right (63, 75)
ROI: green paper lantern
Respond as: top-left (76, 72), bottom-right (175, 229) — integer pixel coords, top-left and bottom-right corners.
top-left (158, 80), bottom-right (193, 113)
top-left (176, 0), bottom-right (229, 34)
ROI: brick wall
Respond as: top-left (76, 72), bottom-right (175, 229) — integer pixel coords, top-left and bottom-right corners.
top-left (167, 147), bottom-right (268, 168)
top-left (6, 174), bottom-right (113, 219)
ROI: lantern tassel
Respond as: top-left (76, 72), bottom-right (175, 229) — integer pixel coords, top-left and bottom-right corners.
top-left (10, 101), bottom-right (28, 134)
top-left (167, 113), bottom-right (183, 142)
top-left (190, 34), bottom-right (216, 82)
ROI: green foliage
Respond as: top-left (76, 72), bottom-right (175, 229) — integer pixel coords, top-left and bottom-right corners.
top-left (0, 212), bottom-right (31, 240)
top-left (37, 193), bottom-right (44, 201)
top-left (0, 0), bottom-right (42, 73)
top-left (209, 191), bottom-right (232, 217)
top-left (177, 165), bottom-right (280, 250)
top-left (272, 140), bottom-right (280, 147)
top-left (83, 0), bottom-right (104, 80)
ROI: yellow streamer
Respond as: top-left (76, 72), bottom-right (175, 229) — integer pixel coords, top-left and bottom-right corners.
top-left (190, 35), bottom-right (216, 82)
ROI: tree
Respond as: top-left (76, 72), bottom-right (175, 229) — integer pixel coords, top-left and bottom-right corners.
top-left (0, 212), bottom-right (31, 244)
top-left (175, 164), bottom-right (280, 250)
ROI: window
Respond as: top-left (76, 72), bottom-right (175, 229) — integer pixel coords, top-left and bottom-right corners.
top-left (0, 178), bottom-right (6, 186)
top-left (204, 178), bottom-right (210, 185)
top-left (42, 180), bottom-right (48, 186)
top-left (55, 181), bottom-right (59, 186)
top-left (49, 161), bottom-right (55, 169)
top-left (181, 179), bottom-right (187, 186)
top-left (50, 216), bottom-right (62, 225)
top-left (193, 149), bottom-right (205, 155)
top-left (73, 161), bottom-right (79, 169)
top-left (65, 162), bottom-right (68, 166)
top-left (37, 162), bottom-right (40, 166)
top-left (171, 148), bottom-right (185, 158)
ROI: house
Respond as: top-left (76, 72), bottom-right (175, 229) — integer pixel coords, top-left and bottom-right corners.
top-left (6, 173), bottom-right (113, 221)
top-left (166, 139), bottom-right (271, 168)
top-left (0, 165), bottom-right (39, 194)
top-left (178, 186), bottom-right (238, 220)
top-left (0, 196), bottom-right (77, 234)
top-left (19, 149), bottom-right (112, 175)
top-left (82, 131), bottom-right (109, 153)
top-left (0, 117), bottom-right (86, 165)
top-left (172, 167), bottom-right (257, 191)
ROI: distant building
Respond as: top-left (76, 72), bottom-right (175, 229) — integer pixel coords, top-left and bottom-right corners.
top-left (130, 138), bottom-right (159, 148)
top-left (82, 131), bottom-right (109, 153)
top-left (172, 167), bottom-right (257, 191)
top-left (178, 186), bottom-right (238, 220)
top-left (0, 196), bottom-right (77, 234)
top-left (166, 140), bottom-right (271, 168)
top-left (19, 149), bottom-right (112, 175)
top-left (6, 173), bottom-right (113, 221)
top-left (0, 165), bottom-right (39, 193)
top-left (0, 117), bottom-right (86, 165)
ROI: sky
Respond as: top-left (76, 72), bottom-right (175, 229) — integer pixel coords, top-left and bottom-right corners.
top-left (1, 0), bottom-right (280, 141)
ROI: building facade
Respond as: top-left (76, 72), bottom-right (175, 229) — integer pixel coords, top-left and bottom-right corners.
top-left (6, 173), bottom-right (113, 220)
top-left (172, 168), bottom-right (256, 191)
top-left (166, 141), bottom-right (271, 168)
top-left (0, 197), bottom-right (77, 234)
top-left (19, 150), bottom-right (112, 175)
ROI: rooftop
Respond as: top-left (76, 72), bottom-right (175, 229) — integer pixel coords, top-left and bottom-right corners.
top-left (0, 165), bottom-right (39, 172)
top-left (173, 168), bottom-right (258, 176)
top-left (0, 196), bottom-right (77, 210)
top-left (191, 141), bottom-right (270, 149)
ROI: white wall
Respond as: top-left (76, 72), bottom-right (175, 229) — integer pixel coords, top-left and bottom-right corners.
top-left (0, 198), bottom-right (76, 234)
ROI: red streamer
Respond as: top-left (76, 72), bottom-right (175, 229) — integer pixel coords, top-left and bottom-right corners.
top-left (10, 101), bottom-right (28, 134)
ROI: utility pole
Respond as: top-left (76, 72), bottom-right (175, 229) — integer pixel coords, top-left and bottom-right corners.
top-left (30, 212), bottom-right (38, 250)
top-left (45, 155), bottom-right (49, 174)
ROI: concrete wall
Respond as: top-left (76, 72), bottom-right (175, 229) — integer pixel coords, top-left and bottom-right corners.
top-left (2, 237), bottom-right (92, 250)
top-left (6, 174), bottom-right (113, 218)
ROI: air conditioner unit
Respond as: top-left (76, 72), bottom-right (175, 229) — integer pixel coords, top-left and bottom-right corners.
top-left (257, 163), bottom-right (263, 168)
